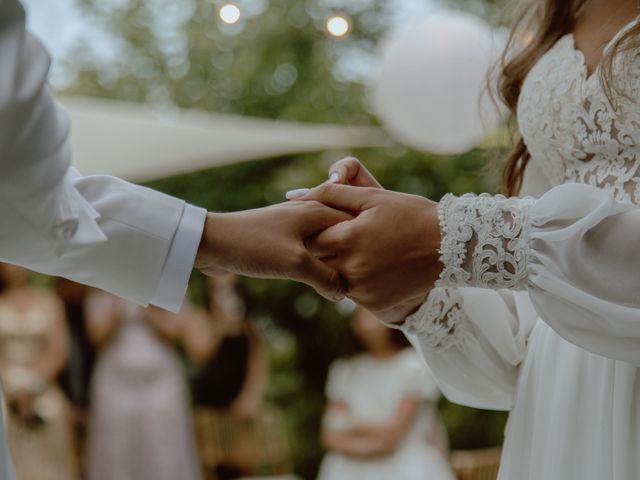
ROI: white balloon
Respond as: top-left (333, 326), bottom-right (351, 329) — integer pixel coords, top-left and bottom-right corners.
top-left (371, 10), bottom-right (506, 154)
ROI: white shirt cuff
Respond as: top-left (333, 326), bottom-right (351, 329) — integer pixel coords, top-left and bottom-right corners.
top-left (150, 203), bottom-right (207, 313)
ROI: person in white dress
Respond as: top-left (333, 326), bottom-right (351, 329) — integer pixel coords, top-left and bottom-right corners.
top-left (317, 308), bottom-right (455, 480)
top-left (287, 1), bottom-right (640, 479)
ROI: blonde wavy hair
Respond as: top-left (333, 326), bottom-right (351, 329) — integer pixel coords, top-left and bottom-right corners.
top-left (498, 0), bottom-right (640, 196)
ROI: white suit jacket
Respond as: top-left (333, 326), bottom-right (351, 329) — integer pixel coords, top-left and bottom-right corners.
top-left (0, 1), bottom-right (206, 477)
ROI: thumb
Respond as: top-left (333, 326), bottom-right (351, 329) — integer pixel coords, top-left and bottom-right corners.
top-left (299, 255), bottom-right (347, 302)
top-left (328, 157), bottom-right (383, 189)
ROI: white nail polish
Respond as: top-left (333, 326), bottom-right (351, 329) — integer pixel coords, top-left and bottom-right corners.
top-left (285, 188), bottom-right (311, 200)
top-left (329, 172), bottom-right (340, 184)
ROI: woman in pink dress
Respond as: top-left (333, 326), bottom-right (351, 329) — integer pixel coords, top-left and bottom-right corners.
top-left (86, 293), bottom-right (201, 480)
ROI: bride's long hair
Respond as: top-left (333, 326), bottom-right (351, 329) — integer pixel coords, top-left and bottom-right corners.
top-left (498, 0), bottom-right (640, 196)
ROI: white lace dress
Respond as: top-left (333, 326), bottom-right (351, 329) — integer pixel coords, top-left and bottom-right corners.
top-left (394, 20), bottom-right (640, 480)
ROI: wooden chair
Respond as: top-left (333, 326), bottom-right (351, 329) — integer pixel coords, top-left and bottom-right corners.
top-left (450, 447), bottom-right (502, 480)
top-left (194, 405), bottom-right (293, 480)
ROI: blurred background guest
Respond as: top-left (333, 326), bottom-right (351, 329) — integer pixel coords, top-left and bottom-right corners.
top-left (184, 272), bottom-right (286, 479)
top-left (188, 272), bottom-right (269, 419)
top-left (317, 307), bottom-right (455, 480)
top-left (85, 293), bottom-right (201, 480)
top-left (0, 264), bottom-right (78, 480)
top-left (55, 278), bottom-right (96, 475)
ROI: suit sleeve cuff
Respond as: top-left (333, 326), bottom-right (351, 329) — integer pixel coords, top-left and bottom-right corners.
top-left (150, 203), bottom-right (207, 313)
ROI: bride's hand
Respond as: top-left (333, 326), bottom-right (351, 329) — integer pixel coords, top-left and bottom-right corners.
top-left (292, 184), bottom-right (442, 312)
top-left (195, 202), bottom-right (351, 302)
top-left (324, 159), bottom-right (428, 323)
top-left (327, 157), bottom-right (382, 188)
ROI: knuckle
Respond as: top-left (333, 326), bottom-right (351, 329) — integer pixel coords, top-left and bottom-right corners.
top-left (291, 249), bottom-right (310, 273)
top-left (342, 258), bottom-right (360, 278)
top-left (333, 226), bottom-right (356, 248)
top-left (332, 156), bottom-right (352, 167)
top-left (332, 156), bottom-right (361, 175)
top-left (316, 182), bottom-right (333, 197)
top-left (348, 259), bottom-right (367, 278)
top-left (343, 222), bottom-right (362, 240)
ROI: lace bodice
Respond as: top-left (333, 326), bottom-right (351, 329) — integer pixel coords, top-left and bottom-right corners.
top-left (518, 21), bottom-right (640, 204)
top-left (399, 19), bottom-right (640, 351)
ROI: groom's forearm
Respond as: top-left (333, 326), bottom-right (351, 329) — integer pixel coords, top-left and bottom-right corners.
top-left (193, 203), bottom-right (350, 301)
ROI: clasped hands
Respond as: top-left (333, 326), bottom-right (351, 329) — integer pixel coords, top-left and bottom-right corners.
top-left (196, 158), bottom-right (443, 323)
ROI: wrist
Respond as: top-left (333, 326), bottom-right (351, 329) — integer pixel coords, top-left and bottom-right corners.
top-left (375, 293), bottom-right (428, 327)
top-left (195, 212), bottom-right (226, 272)
top-left (418, 199), bottom-right (444, 290)
top-left (428, 200), bottom-right (442, 261)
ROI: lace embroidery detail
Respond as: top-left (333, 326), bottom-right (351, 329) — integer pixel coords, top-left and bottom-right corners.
top-left (401, 288), bottom-right (471, 351)
top-left (518, 32), bottom-right (640, 206)
top-left (437, 193), bottom-right (535, 290)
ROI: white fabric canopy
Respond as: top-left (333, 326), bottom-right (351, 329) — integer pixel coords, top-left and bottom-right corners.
top-left (60, 96), bottom-right (386, 182)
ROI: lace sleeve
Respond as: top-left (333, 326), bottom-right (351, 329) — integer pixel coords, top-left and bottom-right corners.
top-left (383, 193), bottom-right (536, 354)
top-left (437, 193), bottom-right (537, 290)
top-left (420, 184), bottom-right (640, 365)
top-left (383, 193), bottom-right (536, 352)
top-left (389, 286), bottom-right (533, 410)
top-left (391, 288), bottom-right (473, 351)
top-left (381, 189), bottom-right (545, 408)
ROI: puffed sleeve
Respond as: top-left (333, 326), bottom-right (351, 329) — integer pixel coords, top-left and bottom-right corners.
top-left (0, 1), bottom-right (204, 310)
top-left (434, 182), bottom-right (640, 365)
top-left (398, 287), bottom-right (537, 410)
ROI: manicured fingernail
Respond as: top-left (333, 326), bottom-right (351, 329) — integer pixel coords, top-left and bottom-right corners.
top-left (333, 292), bottom-right (346, 302)
top-left (328, 172), bottom-right (340, 184)
top-left (285, 188), bottom-right (310, 200)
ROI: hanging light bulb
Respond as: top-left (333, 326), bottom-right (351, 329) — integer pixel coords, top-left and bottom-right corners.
top-left (325, 12), bottom-right (352, 39)
top-left (219, 3), bottom-right (241, 25)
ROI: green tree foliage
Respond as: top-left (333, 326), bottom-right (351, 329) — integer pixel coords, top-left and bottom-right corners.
top-left (62, 0), bottom-right (509, 476)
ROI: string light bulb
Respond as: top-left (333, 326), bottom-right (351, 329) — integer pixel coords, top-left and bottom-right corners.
top-left (325, 12), bottom-right (352, 39)
top-left (219, 3), bottom-right (241, 25)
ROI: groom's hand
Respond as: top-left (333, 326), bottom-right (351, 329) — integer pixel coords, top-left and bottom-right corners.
top-left (195, 201), bottom-right (351, 302)
top-left (296, 184), bottom-right (442, 312)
